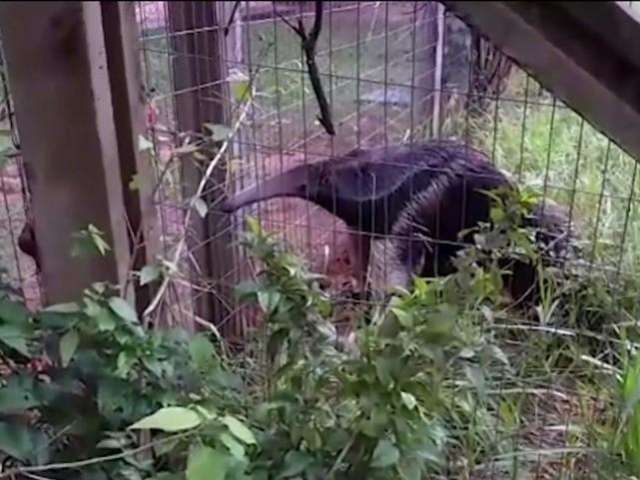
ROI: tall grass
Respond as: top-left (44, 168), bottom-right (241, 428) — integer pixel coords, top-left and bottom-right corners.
top-left (445, 70), bottom-right (640, 278)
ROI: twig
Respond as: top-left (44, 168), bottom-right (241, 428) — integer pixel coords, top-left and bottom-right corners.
top-left (326, 433), bottom-right (356, 479)
top-left (142, 98), bottom-right (253, 322)
top-left (275, 1), bottom-right (335, 135)
top-left (275, 9), bottom-right (300, 34)
top-left (223, 1), bottom-right (242, 37)
top-left (0, 433), bottom-right (190, 479)
top-left (22, 473), bottom-right (55, 480)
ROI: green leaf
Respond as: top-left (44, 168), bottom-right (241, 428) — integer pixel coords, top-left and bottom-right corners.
top-left (94, 307), bottom-right (117, 332)
top-left (129, 173), bottom-right (142, 191)
top-left (0, 376), bottom-right (42, 412)
top-left (97, 377), bottom-right (146, 423)
top-left (70, 231), bottom-right (101, 259)
top-left (231, 79), bottom-right (251, 103)
top-left (499, 400), bottom-right (519, 429)
top-left (193, 404), bottom-right (218, 421)
top-left (375, 356), bottom-right (400, 388)
top-left (153, 436), bottom-right (182, 458)
top-left (96, 437), bottom-right (130, 450)
top-left (464, 364), bottom-right (486, 396)
top-left (116, 351), bottom-right (135, 377)
top-left (92, 235), bottom-right (111, 257)
top-left (204, 123), bottom-right (232, 142)
top-left (60, 329), bottom-right (79, 367)
top-left (490, 206), bottom-right (505, 223)
top-left (458, 347), bottom-right (475, 359)
top-left (116, 467), bottom-right (143, 480)
top-left (192, 198), bottom-right (208, 219)
top-left (0, 298), bottom-right (29, 324)
top-left (219, 432), bottom-right (246, 460)
top-left (140, 264), bottom-right (161, 286)
top-left (0, 324), bottom-right (30, 357)
top-left (129, 406), bottom-right (202, 432)
top-left (391, 307), bottom-right (413, 327)
top-left (400, 392), bottom-right (417, 411)
top-left (228, 70), bottom-right (251, 103)
top-left (0, 421), bottom-right (49, 464)
top-left (257, 290), bottom-right (280, 315)
top-left (370, 439), bottom-right (400, 468)
top-left (138, 134), bottom-right (154, 152)
top-left (43, 302), bottom-right (81, 314)
top-left (278, 450), bottom-right (313, 478)
top-left (186, 446), bottom-right (229, 480)
top-left (245, 216), bottom-right (261, 236)
top-left (189, 335), bottom-right (216, 369)
top-left (303, 426), bottom-right (322, 450)
top-left (397, 456), bottom-right (422, 480)
top-left (222, 415), bottom-right (256, 445)
top-left (486, 344), bottom-right (510, 367)
top-left (267, 328), bottom-right (288, 361)
top-left (109, 297), bottom-right (139, 324)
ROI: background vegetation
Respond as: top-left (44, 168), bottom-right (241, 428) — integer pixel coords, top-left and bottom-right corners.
top-left (3, 3), bottom-right (640, 479)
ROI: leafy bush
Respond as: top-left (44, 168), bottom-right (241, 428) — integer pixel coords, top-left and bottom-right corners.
top-left (0, 280), bottom-right (243, 479)
top-left (0, 205), bottom-right (520, 479)
top-left (2, 189), bottom-right (640, 479)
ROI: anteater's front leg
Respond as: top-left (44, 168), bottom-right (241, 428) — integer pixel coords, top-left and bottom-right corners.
top-left (348, 230), bottom-right (372, 294)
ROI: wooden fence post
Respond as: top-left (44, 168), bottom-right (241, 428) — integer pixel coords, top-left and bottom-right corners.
top-left (416, 2), bottom-right (439, 138)
top-left (167, 2), bottom-right (234, 329)
top-left (101, 2), bottom-right (160, 313)
top-left (432, 3), bottom-right (445, 137)
top-left (0, 2), bottom-right (131, 303)
top-left (0, 2), bottom-right (158, 308)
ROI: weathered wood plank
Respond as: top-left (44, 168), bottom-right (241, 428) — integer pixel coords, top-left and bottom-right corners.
top-left (442, 1), bottom-right (640, 161)
top-left (167, 2), bottom-right (234, 328)
top-left (101, 2), bottom-right (161, 313)
top-left (0, 2), bottom-right (132, 303)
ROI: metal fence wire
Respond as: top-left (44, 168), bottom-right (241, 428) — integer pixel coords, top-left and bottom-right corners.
top-left (0, 1), bottom-right (635, 477)
top-left (0, 45), bottom-right (41, 311)
top-left (0, 2), bottom-right (637, 335)
top-left (135, 0), bottom-right (640, 335)
top-left (134, 4), bottom-right (640, 477)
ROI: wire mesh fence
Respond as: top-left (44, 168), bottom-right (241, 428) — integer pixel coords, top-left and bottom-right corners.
top-left (0, 1), bottom-right (635, 324)
top-left (0, 1), bottom-right (635, 477)
top-left (135, 0), bottom-right (640, 331)
top-left (0, 47), bottom-right (41, 311)
top-left (131, 3), bottom-right (640, 476)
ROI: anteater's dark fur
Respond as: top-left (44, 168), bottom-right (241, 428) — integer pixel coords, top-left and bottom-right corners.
top-left (222, 140), bottom-right (580, 308)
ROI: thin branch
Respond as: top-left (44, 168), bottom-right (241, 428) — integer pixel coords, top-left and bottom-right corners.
top-left (307, 0), bottom-right (323, 44)
top-left (142, 98), bottom-right (253, 322)
top-left (275, 9), bottom-right (303, 36)
top-left (22, 473), bottom-right (56, 480)
top-left (0, 433), bottom-right (191, 479)
top-left (326, 433), bottom-right (356, 479)
top-left (223, 0), bottom-right (242, 37)
top-left (275, 1), bottom-right (335, 135)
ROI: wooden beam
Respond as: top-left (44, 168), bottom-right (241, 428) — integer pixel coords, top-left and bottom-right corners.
top-left (441, 1), bottom-right (640, 161)
top-left (101, 2), bottom-right (160, 313)
top-left (417, 3), bottom-right (439, 135)
top-left (0, 2), bottom-right (131, 303)
top-left (167, 2), bottom-right (234, 329)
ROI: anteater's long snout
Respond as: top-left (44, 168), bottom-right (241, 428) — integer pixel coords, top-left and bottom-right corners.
top-left (220, 197), bottom-right (239, 213)
top-left (220, 165), bottom-right (311, 213)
